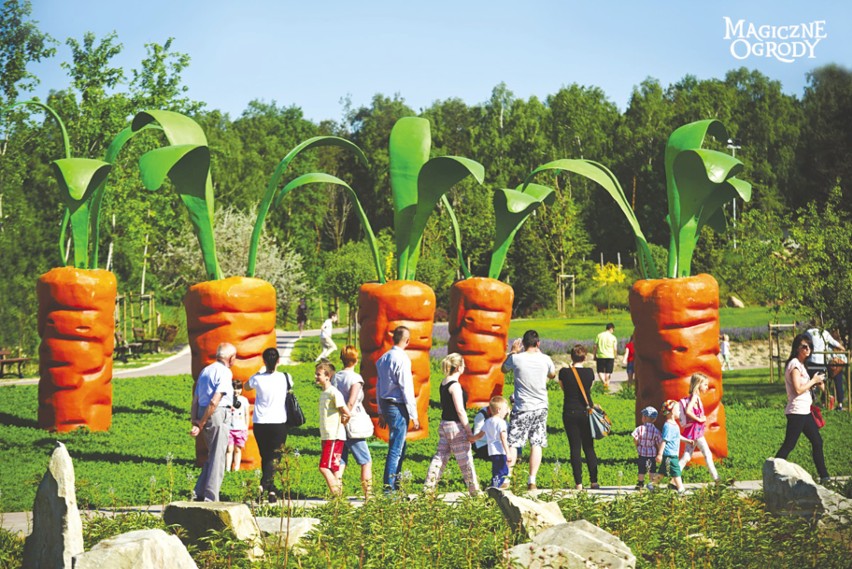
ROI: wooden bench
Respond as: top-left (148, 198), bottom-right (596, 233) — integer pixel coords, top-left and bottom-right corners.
top-left (0, 350), bottom-right (34, 378)
top-left (133, 327), bottom-right (161, 354)
top-left (114, 333), bottom-right (143, 363)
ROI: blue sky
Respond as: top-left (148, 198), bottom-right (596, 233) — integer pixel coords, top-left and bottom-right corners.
top-left (27, 0), bottom-right (851, 122)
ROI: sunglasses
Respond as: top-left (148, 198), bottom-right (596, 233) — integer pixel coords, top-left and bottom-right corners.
top-left (798, 344), bottom-right (812, 351)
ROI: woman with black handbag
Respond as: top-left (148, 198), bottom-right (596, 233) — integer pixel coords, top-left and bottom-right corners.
top-left (558, 344), bottom-right (600, 490)
top-left (248, 347), bottom-right (291, 503)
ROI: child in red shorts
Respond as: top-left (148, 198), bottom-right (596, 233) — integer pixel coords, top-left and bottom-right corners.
top-left (315, 362), bottom-right (351, 495)
top-left (226, 380), bottom-right (249, 471)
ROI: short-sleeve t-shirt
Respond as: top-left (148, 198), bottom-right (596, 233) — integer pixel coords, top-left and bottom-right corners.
top-left (229, 395), bottom-right (249, 431)
top-left (247, 370), bottom-right (289, 424)
top-left (503, 351), bottom-right (556, 412)
top-left (785, 358), bottom-right (812, 415)
top-left (595, 330), bottom-right (618, 359)
top-left (319, 385), bottom-right (346, 441)
top-left (332, 368), bottom-right (364, 407)
top-left (661, 421), bottom-right (680, 456)
top-left (483, 416), bottom-right (508, 456)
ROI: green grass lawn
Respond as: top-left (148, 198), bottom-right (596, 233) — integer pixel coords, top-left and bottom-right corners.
top-left (510, 305), bottom-right (783, 343)
top-left (1, 362), bottom-right (850, 513)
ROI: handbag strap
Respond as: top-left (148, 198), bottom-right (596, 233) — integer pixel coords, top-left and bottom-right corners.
top-left (285, 372), bottom-right (293, 393)
top-left (571, 366), bottom-right (592, 409)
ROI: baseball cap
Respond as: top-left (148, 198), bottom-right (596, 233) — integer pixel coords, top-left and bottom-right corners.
top-left (641, 406), bottom-right (658, 419)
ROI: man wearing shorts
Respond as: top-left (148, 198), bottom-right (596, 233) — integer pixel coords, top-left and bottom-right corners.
top-left (501, 330), bottom-right (556, 491)
top-left (594, 323), bottom-right (618, 389)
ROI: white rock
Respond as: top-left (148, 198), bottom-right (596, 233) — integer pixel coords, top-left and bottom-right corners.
top-left (163, 501), bottom-right (263, 558)
top-left (487, 487), bottom-right (567, 539)
top-left (763, 458), bottom-right (851, 524)
top-left (255, 516), bottom-right (320, 550)
top-left (73, 529), bottom-right (197, 569)
top-left (22, 442), bottom-right (83, 569)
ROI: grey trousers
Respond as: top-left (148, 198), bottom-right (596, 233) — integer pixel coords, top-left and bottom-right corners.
top-left (194, 406), bottom-right (229, 501)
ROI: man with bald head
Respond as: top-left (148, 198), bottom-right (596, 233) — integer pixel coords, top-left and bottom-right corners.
top-left (190, 342), bottom-right (237, 501)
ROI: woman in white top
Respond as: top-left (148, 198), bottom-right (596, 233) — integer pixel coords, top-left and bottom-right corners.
top-left (775, 333), bottom-right (830, 483)
top-left (247, 347), bottom-right (290, 503)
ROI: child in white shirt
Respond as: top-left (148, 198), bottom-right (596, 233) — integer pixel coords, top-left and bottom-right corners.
top-left (471, 396), bottom-right (511, 489)
top-left (226, 380), bottom-right (250, 471)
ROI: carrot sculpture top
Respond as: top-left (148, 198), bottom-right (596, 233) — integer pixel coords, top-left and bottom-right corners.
top-left (523, 119), bottom-right (751, 279)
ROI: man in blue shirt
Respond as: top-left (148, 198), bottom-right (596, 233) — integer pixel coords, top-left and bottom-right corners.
top-left (376, 326), bottom-right (419, 491)
top-left (190, 343), bottom-right (236, 501)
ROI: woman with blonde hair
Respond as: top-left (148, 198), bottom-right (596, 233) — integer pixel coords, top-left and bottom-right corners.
top-left (423, 353), bottom-right (480, 496)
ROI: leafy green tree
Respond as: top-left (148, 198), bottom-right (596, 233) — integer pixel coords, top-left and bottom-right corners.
top-left (158, 206), bottom-right (308, 315)
top-left (796, 65), bottom-right (852, 210)
top-left (129, 38), bottom-right (202, 114)
top-left (785, 184), bottom-right (852, 343)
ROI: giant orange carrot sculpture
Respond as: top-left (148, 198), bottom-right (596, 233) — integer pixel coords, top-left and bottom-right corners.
top-left (523, 120), bottom-right (751, 463)
top-left (3, 101), bottom-right (119, 432)
top-left (134, 111), bottom-right (369, 467)
top-left (355, 117), bottom-right (484, 441)
top-left (444, 183), bottom-right (554, 407)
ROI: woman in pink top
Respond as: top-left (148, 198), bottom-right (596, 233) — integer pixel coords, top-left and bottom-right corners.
top-left (775, 333), bottom-right (830, 483)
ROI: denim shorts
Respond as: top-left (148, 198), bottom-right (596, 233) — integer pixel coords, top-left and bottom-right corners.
top-left (342, 438), bottom-right (372, 466)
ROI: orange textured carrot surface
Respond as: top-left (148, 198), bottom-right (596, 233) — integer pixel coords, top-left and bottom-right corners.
top-left (448, 278), bottom-right (513, 408)
top-left (185, 276), bottom-right (277, 469)
top-left (359, 280), bottom-right (435, 441)
top-left (37, 267), bottom-right (117, 432)
top-left (629, 273), bottom-right (727, 462)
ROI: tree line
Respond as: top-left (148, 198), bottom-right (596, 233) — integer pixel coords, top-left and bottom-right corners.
top-left (1, 0), bottom-right (851, 352)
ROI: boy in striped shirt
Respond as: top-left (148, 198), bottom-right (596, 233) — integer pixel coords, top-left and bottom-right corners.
top-left (632, 406), bottom-right (662, 490)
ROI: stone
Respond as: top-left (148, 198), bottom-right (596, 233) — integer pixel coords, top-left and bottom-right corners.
top-left (163, 501), bottom-right (263, 558)
top-left (73, 529), bottom-right (197, 569)
top-left (507, 520), bottom-right (635, 569)
top-left (507, 543), bottom-right (591, 568)
top-left (727, 295), bottom-right (745, 308)
top-left (22, 441), bottom-right (84, 569)
top-left (255, 516), bottom-right (320, 550)
top-left (762, 458), bottom-right (851, 524)
top-left (487, 487), bottom-right (567, 539)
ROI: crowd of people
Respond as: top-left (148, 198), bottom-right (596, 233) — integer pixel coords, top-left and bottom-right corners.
top-left (187, 321), bottom-right (843, 502)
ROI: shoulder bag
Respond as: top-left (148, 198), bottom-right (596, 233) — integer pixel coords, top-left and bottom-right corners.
top-left (345, 400), bottom-right (375, 439)
top-left (572, 367), bottom-right (612, 439)
top-left (284, 373), bottom-right (306, 428)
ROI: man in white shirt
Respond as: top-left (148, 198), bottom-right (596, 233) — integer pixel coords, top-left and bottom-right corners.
top-left (501, 330), bottom-right (556, 491)
top-left (316, 311), bottom-right (338, 362)
top-left (190, 343), bottom-right (236, 501)
top-left (806, 321), bottom-right (847, 410)
top-left (376, 326), bottom-right (419, 491)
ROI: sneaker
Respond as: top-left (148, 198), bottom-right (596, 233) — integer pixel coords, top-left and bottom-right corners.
top-left (677, 488), bottom-right (687, 496)
top-left (667, 482), bottom-right (678, 490)
top-left (590, 483), bottom-right (600, 490)
top-left (268, 491), bottom-right (277, 504)
top-left (819, 477), bottom-right (833, 485)
top-left (634, 483), bottom-right (643, 491)
top-left (527, 483), bottom-right (538, 491)
top-left (836, 404), bottom-right (844, 411)
top-left (646, 483), bottom-right (655, 492)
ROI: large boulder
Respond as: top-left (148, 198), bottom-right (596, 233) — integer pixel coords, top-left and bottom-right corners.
top-left (507, 520), bottom-right (635, 569)
top-left (727, 296), bottom-right (745, 308)
top-left (255, 516), bottom-right (320, 550)
top-left (163, 501), bottom-right (263, 558)
top-left (22, 442), bottom-right (84, 569)
top-left (763, 458), bottom-right (851, 524)
top-left (487, 487), bottom-right (567, 539)
top-left (73, 529), bottom-right (197, 569)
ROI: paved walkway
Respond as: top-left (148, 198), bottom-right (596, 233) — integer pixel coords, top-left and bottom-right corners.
top-left (1, 479), bottom-right (766, 536)
top-left (1, 327), bottom-right (347, 385)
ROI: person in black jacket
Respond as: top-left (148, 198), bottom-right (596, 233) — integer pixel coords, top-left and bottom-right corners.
top-left (558, 344), bottom-right (599, 490)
